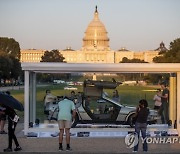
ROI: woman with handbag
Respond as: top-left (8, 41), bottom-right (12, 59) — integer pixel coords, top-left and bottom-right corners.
top-left (3, 106), bottom-right (22, 152)
top-left (133, 99), bottom-right (149, 152)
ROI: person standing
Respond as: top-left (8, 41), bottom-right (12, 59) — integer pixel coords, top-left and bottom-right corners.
top-left (2, 106), bottom-right (22, 152)
top-left (112, 90), bottom-right (120, 103)
top-left (75, 92), bottom-right (82, 108)
top-left (153, 89), bottom-right (162, 111)
top-left (133, 99), bottom-right (149, 152)
top-left (44, 89), bottom-right (57, 107)
top-left (69, 91), bottom-right (76, 102)
top-left (0, 105), bottom-right (7, 134)
top-left (0, 91), bottom-right (10, 134)
top-left (159, 82), bottom-right (170, 125)
top-left (58, 96), bottom-right (76, 151)
top-left (44, 90), bottom-right (57, 114)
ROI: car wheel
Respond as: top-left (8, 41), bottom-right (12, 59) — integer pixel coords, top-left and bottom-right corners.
top-left (71, 115), bottom-right (79, 128)
top-left (128, 114), bottom-right (136, 128)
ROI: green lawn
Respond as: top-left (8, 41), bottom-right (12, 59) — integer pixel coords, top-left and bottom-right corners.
top-left (10, 84), bottom-right (158, 122)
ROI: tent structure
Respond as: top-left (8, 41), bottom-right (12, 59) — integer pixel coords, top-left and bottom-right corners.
top-left (21, 63), bottom-right (180, 135)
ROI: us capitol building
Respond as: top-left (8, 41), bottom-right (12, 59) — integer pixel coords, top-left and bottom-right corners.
top-left (20, 7), bottom-right (167, 63)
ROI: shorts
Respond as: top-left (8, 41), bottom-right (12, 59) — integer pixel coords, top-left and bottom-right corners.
top-left (0, 114), bottom-right (6, 121)
top-left (58, 120), bottom-right (72, 129)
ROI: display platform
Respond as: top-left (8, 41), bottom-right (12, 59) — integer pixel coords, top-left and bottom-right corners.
top-left (25, 123), bottom-right (178, 138)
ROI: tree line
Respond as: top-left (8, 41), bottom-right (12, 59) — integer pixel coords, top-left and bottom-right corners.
top-left (119, 38), bottom-right (180, 84)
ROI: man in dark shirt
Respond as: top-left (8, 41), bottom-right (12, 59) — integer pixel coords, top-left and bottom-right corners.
top-left (159, 82), bottom-right (169, 124)
top-left (69, 91), bottom-right (76, 102)
top-left (136, 107), bottom-right (149, 124)
top-left (2, 105), bottom-right (22, 152)
top-left (133, 99), bottom-right (149, 152)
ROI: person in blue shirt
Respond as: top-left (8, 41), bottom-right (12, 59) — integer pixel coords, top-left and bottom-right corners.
top-left (58, 96), bottom-right (76, 151)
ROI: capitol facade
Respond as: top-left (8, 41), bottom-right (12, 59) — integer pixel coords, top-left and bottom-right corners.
top-left (20, 7), bottom-right (166, 63)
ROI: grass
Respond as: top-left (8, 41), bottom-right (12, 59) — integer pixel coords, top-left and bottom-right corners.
top-left (9, 84), bottom-right (158, 122)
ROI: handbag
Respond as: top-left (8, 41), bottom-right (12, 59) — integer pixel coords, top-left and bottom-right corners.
top-left (12, 115), bottom-right (19, 123)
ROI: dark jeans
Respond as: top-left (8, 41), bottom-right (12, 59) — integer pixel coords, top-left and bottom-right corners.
top-left (8, 120), bottom-right (19, 149)
top-left (159, 102), bottom-right (169, 124)
top-left (134, 122), bottom-right (148, 152)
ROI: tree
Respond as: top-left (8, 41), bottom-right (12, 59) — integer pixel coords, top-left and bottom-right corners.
top-left (143, 73), bottom-right (170, 85)
top-left (120, 57), bottom-right (148, 63)
top-left (0, 54), bottom-right (13, 81)
top-left (0, 37), bottom-right (20, 59)
top-left (0, 37), bottom-right (22, 84)
top-left (10, 56), bottom-right (22, 80)
top-left (40, 49), bottom-right (66, 82)
top-left (41, 49), bottom-right (65, 62)
top-left (119, 58), bottom-right (148, 82)
top-left (153, 38), bottom-right (180, 63)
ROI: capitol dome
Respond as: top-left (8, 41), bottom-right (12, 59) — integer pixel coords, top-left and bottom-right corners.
top-left (82, 6), bottom-right (110, 51)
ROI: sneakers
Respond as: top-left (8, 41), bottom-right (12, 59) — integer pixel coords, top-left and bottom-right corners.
top-left (0, 130), bottom-right (7, 134)
top-left (3, 148), bottom-right (12, 152)
top-left (59, 147), bottom-right (63, 151)
top-left (132, 151), bottom-right (137, 153)
top-left (66, 147), bottom-right (72, 151)
top-left (14, 146), bottom-right (22, 151)
top-left (59, 145), bottom-right (72, 151)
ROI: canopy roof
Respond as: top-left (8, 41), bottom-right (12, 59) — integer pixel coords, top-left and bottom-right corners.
top-left (21, 62), bottom-right (180, 73)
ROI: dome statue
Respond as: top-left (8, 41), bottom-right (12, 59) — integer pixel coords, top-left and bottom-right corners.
top-left (82, 6), bottom-right (110, 51)
top-left (155, 41), bottom-right (168, 53)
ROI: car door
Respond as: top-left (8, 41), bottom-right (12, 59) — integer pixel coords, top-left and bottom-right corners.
top-left (83, 96), bottom-right (121, 123)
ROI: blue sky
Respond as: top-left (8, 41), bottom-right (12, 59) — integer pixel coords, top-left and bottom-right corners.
top-left (0, 0), bottom-right (180, 51)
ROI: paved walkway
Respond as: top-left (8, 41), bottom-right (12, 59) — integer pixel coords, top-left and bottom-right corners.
top-left (1, 123), bottom-right (180, 153)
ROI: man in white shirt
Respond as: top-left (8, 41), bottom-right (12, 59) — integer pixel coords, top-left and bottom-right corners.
top-left (44, 90), bottom-right (57, 107)
top-left (153, 89), bottom-right (162, 110)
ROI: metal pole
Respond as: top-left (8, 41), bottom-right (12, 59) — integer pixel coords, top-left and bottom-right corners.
top-left (24, 71), bottom-right (30, 135)
top-left (29, 73), bottom-right (33, 124)
top-left (169, 73), bottom-right (177, 128)
top-left (177, 72), bottom-right (180, 135)
top-left (32, 73), bottom-right (36, 123)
